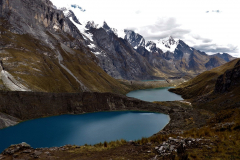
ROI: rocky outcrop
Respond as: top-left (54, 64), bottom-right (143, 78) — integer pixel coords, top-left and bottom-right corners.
top-left (0, 61), bottom-right (30, 91)
top-left (154, 136), bottom-right (212, 158)
top-left (1, 142), bottom-right (32, 156)
top-left (1, 0), bottom-right (65, 34)
top-left (0, 112), bottom-right (20, 129)
top-left (215, 60), bottom-right (240, 93)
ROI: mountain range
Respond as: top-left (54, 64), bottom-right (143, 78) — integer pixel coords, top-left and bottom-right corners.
top-left (64, 6), bottom-right (235, 80)
top-left (0, 0), bottom-right (236, 92)
top-left (1, 0), bottom-right (240, 159)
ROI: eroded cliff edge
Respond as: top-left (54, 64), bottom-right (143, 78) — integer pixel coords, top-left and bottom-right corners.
top-left (0, 91), bottom-right (208, 132)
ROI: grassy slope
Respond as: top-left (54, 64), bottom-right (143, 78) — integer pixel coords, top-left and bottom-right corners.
top-left (0, 19), bottom-right (130, 94)
top-left (165, 59), bottom-right (240, 159)
top-left (169, 58), bottom-right (240, 100)
top-left (170, 58), bottom-right (240, 112)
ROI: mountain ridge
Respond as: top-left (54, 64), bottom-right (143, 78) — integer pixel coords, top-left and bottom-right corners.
top-left (0, 0), bottom-right (237, 93)
top-left (52, 5), bottom-right (236, 81)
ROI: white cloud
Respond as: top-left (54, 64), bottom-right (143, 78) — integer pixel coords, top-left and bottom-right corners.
top-left (50, 0), bottom-right (240, 57)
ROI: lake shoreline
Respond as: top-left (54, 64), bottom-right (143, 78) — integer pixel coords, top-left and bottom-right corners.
top-left (0, 91), bottom-right (202, 131)
top-left (0, 111), bottom-right (170, 152)
top-left (0, 91), bottom-right (209, 156)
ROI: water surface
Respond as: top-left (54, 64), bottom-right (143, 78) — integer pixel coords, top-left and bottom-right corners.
top-left (141, 80), bottom-right (165, 82)
top-left (0, 111), bottom-right (169, 152)
top-left (126, 87), bottom-right (183, 102)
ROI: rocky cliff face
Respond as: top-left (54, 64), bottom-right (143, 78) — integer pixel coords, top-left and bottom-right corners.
top-left (215, 60), bottom-right (240, 93)
top-left (0, 91), bottom-right (171, 129)
top-left (88, 27), bottom-right (155, 80)
top-left (0, 0), bottom-right (128, 93)
top-left (124, 29), bottom-right (145, 49)
top-left (0, 112), bottom-right (20, 129)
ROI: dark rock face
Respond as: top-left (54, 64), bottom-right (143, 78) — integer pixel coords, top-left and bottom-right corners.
top-left (174, 40), bottom-right (193, 60)
top-left (124, 29), bottom-right (145, 49)
top-left (0, 91), bottom-right (170, 121)
top-left (215, 60), bottom-right (240, 93)
top-left (1, 0), bottom-right (64, 34)
top-left (88, 27), bottom-right (155, 80)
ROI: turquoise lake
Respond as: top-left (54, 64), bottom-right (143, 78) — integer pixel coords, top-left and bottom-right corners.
top-left (126, 87), bottom-right (183, 102)
top-left (141, 80), bottom-right (165, 82)
top-left (0, 111), bottom-right (170, 152)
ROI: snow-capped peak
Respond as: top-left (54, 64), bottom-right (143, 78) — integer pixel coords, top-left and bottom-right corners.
top-left (57, 4), bottom-right (104, 30)
top-left (145, 41), bottom-right (156, 52)
top-left (124, 30), bottom-right (145, 49)
top-left (155, 36), bottom-right (179, 53)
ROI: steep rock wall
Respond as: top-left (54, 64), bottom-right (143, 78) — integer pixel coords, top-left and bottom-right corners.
top-left (0, 91), bottom-right (170, 122)
top-left (215, 60), bottom-right (240, 93)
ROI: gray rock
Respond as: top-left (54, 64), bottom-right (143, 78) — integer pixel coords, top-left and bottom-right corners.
top-left (13, 154), bottom-right (18, 158)
top-left (22, 149), bottom-right (32, 153)
top-left (34, 151), bottom-right (42, 156)
top-left (0, 155), bottom-right (4, 160)
top-left (20, 142), bottom-right (31, 148)
top-left (159, 146), bottom-right (164, 151)
top-left (44, 152), bottom-right (51, 156)
top-left (170, 145), bottom-right (175, 151)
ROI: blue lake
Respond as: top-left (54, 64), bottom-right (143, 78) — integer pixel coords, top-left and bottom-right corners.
top-left (141, 80), bottom-right (165, 82)
top-left (0, 111), bottom-right (169, 152)
top-left (126, 87), bottom-right (183, 102)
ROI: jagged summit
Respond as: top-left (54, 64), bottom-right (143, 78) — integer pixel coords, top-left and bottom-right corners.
top-left (161, 36), bottom-right (177, 46)
top-left (155, 36), bottom-right (179, 53)
top-left (124, 29), bottom-right (145, 49)
top-left (145, 41), bottom-right (157, 52)
top-left (102, 21), bottom-right (118, 36)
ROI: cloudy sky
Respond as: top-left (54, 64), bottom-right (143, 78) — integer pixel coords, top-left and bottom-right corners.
top-left (51, 0), bottom-right (240, 57)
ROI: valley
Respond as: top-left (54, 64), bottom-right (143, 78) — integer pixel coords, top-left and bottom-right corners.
top-left (0, 0), bottom-right (240, 159)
